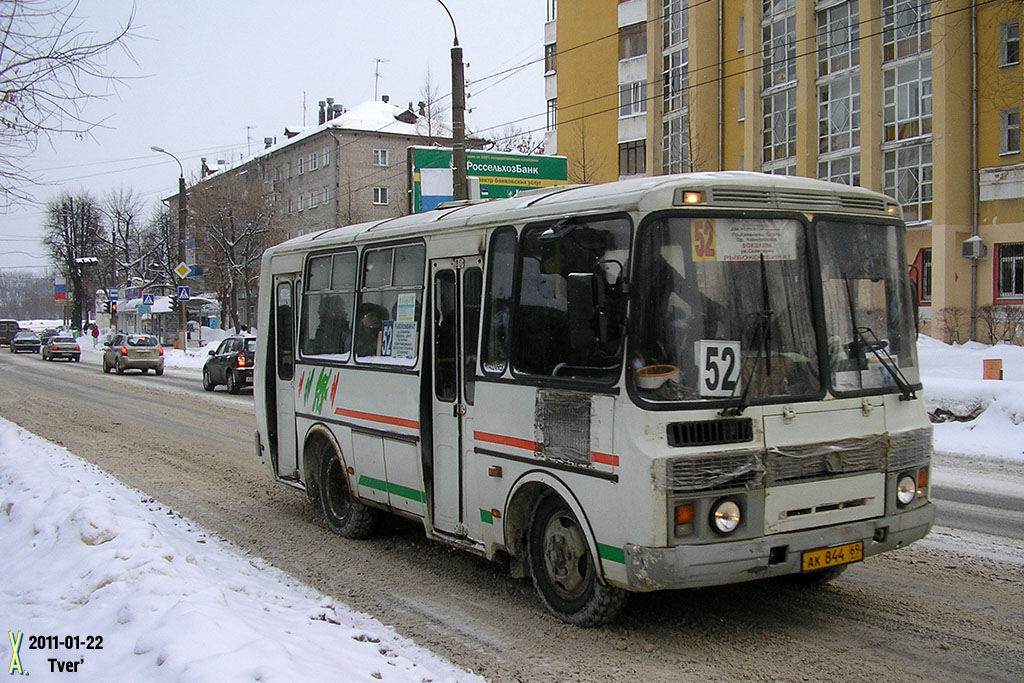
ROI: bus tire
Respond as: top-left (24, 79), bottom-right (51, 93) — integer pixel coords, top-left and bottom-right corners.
top-left (528, 494), bottom-right (627, 627)
top-left (787, 565), bottom-right (848, 586)
top-left (319, 448), bottom-right (376, 539)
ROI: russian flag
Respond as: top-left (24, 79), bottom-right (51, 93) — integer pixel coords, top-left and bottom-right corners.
top-left (54, 280), bottom-right (66, 303)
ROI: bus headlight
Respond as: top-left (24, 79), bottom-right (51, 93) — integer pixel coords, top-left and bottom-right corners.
top-left (896, 474), bottom-right (917, 506)
top-left (710, 498), bottom-right (741, 535)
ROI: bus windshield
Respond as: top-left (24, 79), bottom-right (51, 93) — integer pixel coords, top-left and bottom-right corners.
top-left (816, 219), bottom-right (920, 394)
top-left (631, 215), bottom-right (820, 407)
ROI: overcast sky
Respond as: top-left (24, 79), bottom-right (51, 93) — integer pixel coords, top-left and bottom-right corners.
top-left (0, 0), bottom-right (547, 273)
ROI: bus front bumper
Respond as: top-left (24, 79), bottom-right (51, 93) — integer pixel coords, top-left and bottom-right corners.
top-left (622, 502), bottom-right (934, 591)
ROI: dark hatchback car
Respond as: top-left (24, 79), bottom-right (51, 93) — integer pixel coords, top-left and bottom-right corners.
top-left (9, 330), bottom-right (41, 353)
top-left (203, 335), bottom-right (256, 393)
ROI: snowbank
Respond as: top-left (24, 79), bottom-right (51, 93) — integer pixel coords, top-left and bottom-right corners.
top-left (0, 417), bottom-right (481, 682)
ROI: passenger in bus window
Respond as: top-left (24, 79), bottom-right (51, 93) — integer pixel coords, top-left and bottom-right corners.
top-left (355, 305), bottom-right (384, 356)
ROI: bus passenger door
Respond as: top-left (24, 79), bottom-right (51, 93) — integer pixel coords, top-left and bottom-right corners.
top-left (430, 256), bottom-right (482, 537)
top-left (273, 277), bottom-right (299, 478)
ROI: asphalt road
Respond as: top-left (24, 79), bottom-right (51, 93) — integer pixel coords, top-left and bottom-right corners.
top-left (2, 349), bottom-right (1023, 682)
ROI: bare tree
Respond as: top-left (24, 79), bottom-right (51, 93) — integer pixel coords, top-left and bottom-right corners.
top-left (415, 67), bottom-right (450, 140)
top-left (935, 306), bottom-right (970, 345)
top-left (191, 180), bottom-right (273, 332)
top-left (0, 269), bottom-right (60, 318)
top-left (488, 125), bottom-right (545, 155)
top-left (0, 0), bottom-right (136, 208)
top-left (567, 117), bottom-right (606, 184)
top-left (101, 186), bottom-right (147, 287)
top-left (139, 203), bottom-right (177, 294)
top-left (42, 191), bottom-right (106, 332)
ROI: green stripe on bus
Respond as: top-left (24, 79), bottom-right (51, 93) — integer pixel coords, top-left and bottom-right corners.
top-left (358, 476), bottom-right (425, 504)
top-left (480, 509), bottom-right (494, 524)
top-left (597, 543), bottom-right (625, 564)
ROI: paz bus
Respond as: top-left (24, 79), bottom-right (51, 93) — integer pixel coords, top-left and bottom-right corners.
top-left (253, 172), bottom-right (934, 626)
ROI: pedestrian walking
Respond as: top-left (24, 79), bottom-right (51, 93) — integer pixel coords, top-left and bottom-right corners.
top-left (91, 324), bottom-right (99, 348)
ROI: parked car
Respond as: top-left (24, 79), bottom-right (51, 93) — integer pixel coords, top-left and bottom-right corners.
top-left (102, 333), bottom-right (164, 375)
top-left (9, 330), bottom-right (40, 353)
top-left (203, 335), bottom-right (256, 393)
top-left (0, 319), bottom-right (20, 346)
top-left (38, 328), bottom-right (61, 348)
top-left (42, 335), bottom-right (81, 362)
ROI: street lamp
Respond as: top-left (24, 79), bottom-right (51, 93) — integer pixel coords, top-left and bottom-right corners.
top-left (151, 145), bottom-right (188, 350)
top-left (436, 0), bottom-right (467, 201)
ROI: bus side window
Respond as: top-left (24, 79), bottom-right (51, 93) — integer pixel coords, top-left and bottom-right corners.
top-left (482, 226), bottom-right (516, 375)
top-left (276, 281), bottom-right (294, 380)
top-left (463, 267), bottom-right (482, 404)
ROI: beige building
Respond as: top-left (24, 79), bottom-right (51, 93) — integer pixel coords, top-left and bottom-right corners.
top-left (544, 0), bottom-right (1023, 342)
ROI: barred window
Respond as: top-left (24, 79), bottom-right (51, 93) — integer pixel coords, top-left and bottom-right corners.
top-left (998, 244), bottom-right (1024, 298)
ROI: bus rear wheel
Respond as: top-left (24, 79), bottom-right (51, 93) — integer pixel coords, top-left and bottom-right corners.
top-left (319, 449), bottom-right (377, 539)
top-left (528, 494), bottom-right (627, 627)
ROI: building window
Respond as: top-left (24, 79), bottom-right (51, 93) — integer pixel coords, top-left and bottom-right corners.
top-left (309, 152), bottom-right (318, 171)
top-left (286, 162), bottom-right (292, 178)
top-left (1000, 20), bottom-right (1019, 66)
top-left (998, 243), bottom-right (1024, 298)
top-left (881, 0), bottom-right (930, 62)
top-left (663, 48), bottom-right (688, 114)
top-left (309, 190), bottom-right (318, 208)
top-left (547, 0), bottom-right (556, 23)
top-left (619, 139), bottom-right (646, 176)
top-left (373, 187), bottom-right (388, 205)
top-left (619, 81), bottom-right (647, 118)
top-left (818, 75), bottom-right (860, 154)
top-left (920, 248), bottom-right (932, 302)
top-left (297, 193), bottom-right (305, 211)
top-left (763, 88), bottom-right (796, 165)
top-left (883, 60), bottom-right (931, 143)
top-left (323, 187), bottom-right (330, 204)
top-left (322, 147), bottom-right (331, 167)
top-left (663, 0), bottom-right (687, 49)
top-left (738, 85), bottom-right (745, 121)
top-left (297, 157), bottom-right (305, 175)
top-left (817, 1), bottom-right (859, 76)
top-left (818, 153), bottom-right (860, 186)
top-left (738, 15), bottom-right (744, 52)
top-left (546, 98), bottom-right (557, 131)
top-left (663, 115), bottom-right (688, 174)
top-left (372, 149), bottom-right (389, 167)
top-left (883, 143), bottom-right (932, 224)
top-left (274, 166), bottom-right (283, 182)
top-left (544, 43), bottom-right (557, 73)
top-left (620, 23), bottom-right (646, 60)
top-left (1001, 108), bottom-right (1021, 155)
top-left (287, 198), bottom-right (293, 214)
top-left (761, 8), bottom-right (796, 90)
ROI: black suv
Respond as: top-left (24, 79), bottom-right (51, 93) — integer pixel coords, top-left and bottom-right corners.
top-left (202, 335), bottom-right (256, 394)
top-left (0, 319), bottom-right (20, 346)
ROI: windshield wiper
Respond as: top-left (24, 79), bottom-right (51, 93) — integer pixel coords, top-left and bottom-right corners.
top-left (721, 255), bottom-right (774, 416)
top-left (841, 274), bottom-right (917, 401)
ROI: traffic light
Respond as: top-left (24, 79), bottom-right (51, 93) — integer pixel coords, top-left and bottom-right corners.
top-left (170, 295), bottom-right (178, 314)
top-left (103, 301), bottom-right (110, 314)
top-left (110, 301), bottom-right (117, 314)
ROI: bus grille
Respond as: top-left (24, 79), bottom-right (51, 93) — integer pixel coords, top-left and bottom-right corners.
top-left (667, 418), bottom-right (754, 447)
top-left (887, 427), bottom-right (933, 471)
top-left (665, 450), bottom-right (763, 493)
top-left (765, 435), bottom-right (886, 485)
top-left (535, 390), bottom-right (591, 465)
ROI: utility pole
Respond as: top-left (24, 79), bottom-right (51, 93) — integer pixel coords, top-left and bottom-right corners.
top-left (437, 1), bottom-right (468, 200)
top-left (150, 146), bottom-right (188, 351)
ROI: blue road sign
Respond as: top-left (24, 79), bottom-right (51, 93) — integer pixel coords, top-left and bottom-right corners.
top-left (142, 293), bottom-right (155, 306)
top-left (177, 286), bottom-right (191, 302)
top-left (109, 287), bottom-right (119, 302)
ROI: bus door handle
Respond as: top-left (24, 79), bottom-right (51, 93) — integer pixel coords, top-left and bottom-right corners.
top-left (453, 403), bottom-right (466, 417)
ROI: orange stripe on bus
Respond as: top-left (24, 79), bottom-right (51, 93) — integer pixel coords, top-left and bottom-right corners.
top-left (334, 407), bottom-right (419, 430)
top-left (474, 431), bottom-right (539, 452)
top-left (591, 451), bottom-right (619, 467)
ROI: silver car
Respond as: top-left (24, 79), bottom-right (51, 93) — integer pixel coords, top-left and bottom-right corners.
top-left (102, 333), bottom-right (165, 375)
top-left (42, 335), bottom-right (81, 362)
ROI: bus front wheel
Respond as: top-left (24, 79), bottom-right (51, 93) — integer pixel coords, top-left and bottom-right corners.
top-left (528, 494), bottom-right (627, 627)
top-left (319, 450), bottom-right (377, 539)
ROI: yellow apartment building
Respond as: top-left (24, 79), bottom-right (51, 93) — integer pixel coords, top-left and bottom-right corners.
top-left (543, 0), bottom-right (1023, 342)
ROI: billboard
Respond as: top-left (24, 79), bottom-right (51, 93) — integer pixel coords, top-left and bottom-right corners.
top-left (410, 147), bottom-right (568, 213)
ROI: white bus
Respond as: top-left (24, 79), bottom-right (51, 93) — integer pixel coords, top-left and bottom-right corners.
top-left (254, 172), bottom-right (934, 626)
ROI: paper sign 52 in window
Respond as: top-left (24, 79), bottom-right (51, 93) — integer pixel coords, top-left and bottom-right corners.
top-left (697, 340), bottom-right (741, 397)
top-left (691, 218), bottom-right (798, 262)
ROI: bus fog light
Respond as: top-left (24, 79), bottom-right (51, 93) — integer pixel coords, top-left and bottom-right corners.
top-left (896, 474), bottom-right (917, 506)
top-left (710, 498), bottom-right (741, 535)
